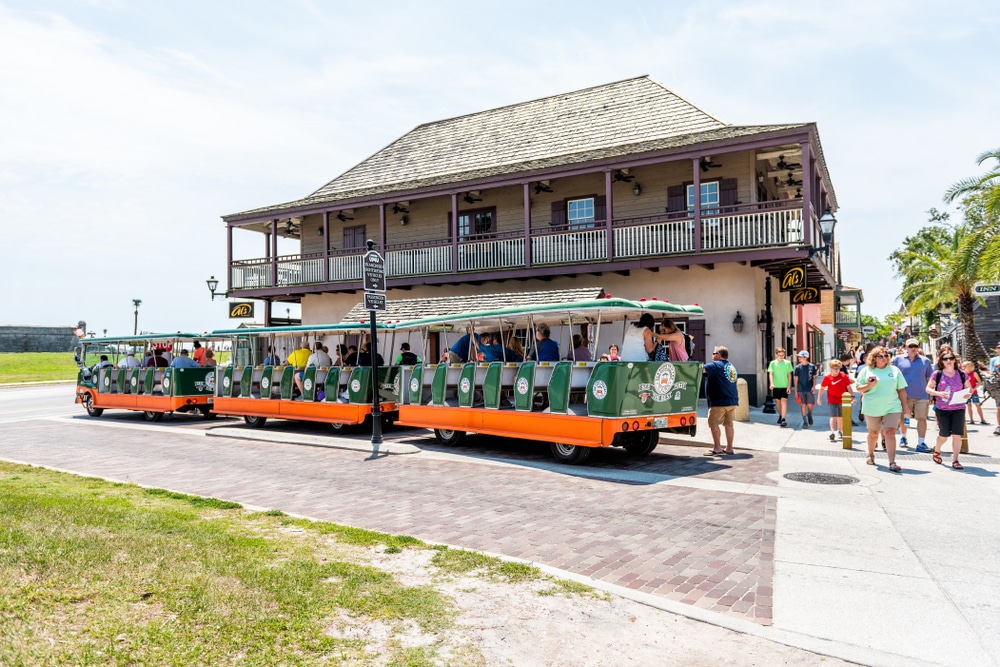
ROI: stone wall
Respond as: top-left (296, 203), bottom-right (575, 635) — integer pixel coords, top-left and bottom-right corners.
top-left (0, 325), bottom-right (83, 353)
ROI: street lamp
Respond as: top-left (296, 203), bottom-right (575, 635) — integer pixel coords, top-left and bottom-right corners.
top-left (132, 299), bottom-right (142, 336)
top-left (732, 311), bottom-right (744, 333)
top-left (807, 206), bottom-right (838, 260)
top-left (206, 276), bottom-right (222, 301)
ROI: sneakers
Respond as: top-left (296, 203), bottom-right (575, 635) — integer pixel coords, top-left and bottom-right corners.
top-left (914, 443), bottom-right (931, 453)
top-left (828, 432), bottom-right (836, 442)
top-left (777, 415), bottom-right (783, 424)
top-left (779, 419), bottom-right (787, 428)
top-left (981, 421), bottom-right (990, 425)
top-left (900, 436), bottom-right (908, 446)
top-left (994, 426), bottom-right (1000, 436)
top-left (807, 412), bottom-right (814, 425)
top-left (802, 420), bottom-right (809, 429)
top-left (838, 430), bottom-right (843, 439)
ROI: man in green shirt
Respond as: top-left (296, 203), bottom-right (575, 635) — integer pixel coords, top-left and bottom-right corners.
top-left (767, 347), bottom-right (794, 427)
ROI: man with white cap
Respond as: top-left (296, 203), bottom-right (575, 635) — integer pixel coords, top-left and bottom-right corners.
top-left (892, 338), bottom-right (933, 450)
top-left (792, 350), bottom-right (817, 427)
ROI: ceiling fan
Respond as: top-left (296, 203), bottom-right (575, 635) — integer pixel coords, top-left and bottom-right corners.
top-left (783, 171), bottom-right (802, 187)
top-left (776, 154), bottom-right (801, 171)
top-left (283, 219), bottom-right (300, 237)
top-left (613, 169), bottom-right (635, 182)
top-left (533, 180), bottom-right (553, 195)
top-left (463, 191), bottom-right (483, 205)
top-left (336, 210), bottom-right (354, 222)
top-left (700, 157), bottom-right (722, 172)
top-left (391, 202), bottom-right (409, 215)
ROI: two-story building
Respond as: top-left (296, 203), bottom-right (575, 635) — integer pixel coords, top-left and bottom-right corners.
top-left (221, 76), bottom-right (846, 404)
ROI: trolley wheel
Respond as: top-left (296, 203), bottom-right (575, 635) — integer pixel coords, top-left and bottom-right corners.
top-left (327, 422), bottom-right (351, 434)
top-left (243, 415), bottom-right (267, 429)
top-left (435, 429), bottom-right (466, 446)
top-left (623, 431), bottom-right (658, 456)
top-left (82, 393), bottom-right (103, 418)
top-left (200, 406), bottom-right (217, 420)
top-left (549, 442), bottom-right (592, 465)
top-left (143, 411), bottom-right (164, 422)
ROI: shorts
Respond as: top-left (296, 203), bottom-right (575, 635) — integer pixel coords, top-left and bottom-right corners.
top-left (865, 412), bottom-right (901, 432)
top-left (827, 403), bottom-right (844, 418)
top-left (906, 398), bottom-right (929, 420)
top-left (797, 391), bottom-right (815, 404)
top-left (967, 393), bottom-right (980, 405)
top-left (772, 387), bottom-right (789, 400)
top-left (935, 408), bottom-right (966, 437)
top-left (708, 406), bottom-right (736, 427)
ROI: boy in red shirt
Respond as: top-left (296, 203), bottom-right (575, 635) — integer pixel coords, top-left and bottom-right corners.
top-left (817, 359), bottom-right (853, 442)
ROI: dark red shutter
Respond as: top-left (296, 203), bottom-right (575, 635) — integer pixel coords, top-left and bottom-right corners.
top-left (595, 195), bottom-right (607, 223)
top-left (720, 178), bottom-right (738, 206)
top-left (551, 201), bottom-right (566, 229)
top-left (667, 185), bottom-right (686, 213)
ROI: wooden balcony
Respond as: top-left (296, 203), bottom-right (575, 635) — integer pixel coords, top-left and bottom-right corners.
top-left (230, 201), bottom-right (821, 292)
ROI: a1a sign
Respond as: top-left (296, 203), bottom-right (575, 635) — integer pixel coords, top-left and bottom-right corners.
top-left (363, 250), bottom-right (386, 292)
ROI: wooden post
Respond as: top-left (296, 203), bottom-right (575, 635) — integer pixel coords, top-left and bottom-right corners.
top-left (841, 392), bottom-right (853, 449)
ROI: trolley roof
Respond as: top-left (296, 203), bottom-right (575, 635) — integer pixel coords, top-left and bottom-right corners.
top-left (79, 332), bottom-right (219, 345)
top-left (210, 322), bottom-right (394, 337)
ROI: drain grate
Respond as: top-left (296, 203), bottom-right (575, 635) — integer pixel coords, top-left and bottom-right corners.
top-left (783, 472), bottom-right (859, 485)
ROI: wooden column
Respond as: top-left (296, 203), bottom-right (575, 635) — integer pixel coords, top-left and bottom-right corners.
top-left (523, 183), bottom-right (532, 267)
top-left (270, 219), bottom-right (278, 287)
top-left (604, 170), bottom-right (613, 261)
top-left (322, 211), bottom-right (330, 283)
top-left (692, 159), bottom-right (702, 253)
top-left (451, 193), bottom-right (459, 273)
top-left (226, 223), bottom-right (233, 292)
top-left (801, 143), bottom-right (812, 246)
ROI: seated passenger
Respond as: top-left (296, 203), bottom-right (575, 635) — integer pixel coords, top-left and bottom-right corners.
top-left (344, 345), bottom-right (359, 366)
top-left (192, 341), bottom-right (206, 367)
top-left (117, 352), bottom-right (140, 369)
top-left (93, 354), bottom-right (114, 371)
top-left (334, 344), bottom-right (348, 367)
top-left (620, 314), bottom-right (657, 361)
top-left (287, 342), bottom-right (312, 367)
top-left (146, 349), bottom-right (169, 367)
top-left (653, 319), bottom-right (689, 362)
top-left (395, 342), bottom-right (420, 365)
top-left (565, 334), bottom-right (593, 361)
top-left (203, 349), bottom-right (217, 367)
top-left (448, 330), bottom-right (482, 363)
top-left (527, 323), bottom-right (559, 362)
top-left (357, 342), bottom-right (384, 367)
top-left (295, 343), bottom-right (332, 395)
top-left (262, 346), bottom-right (278, 366)
top-left (478, 334), bottom-right (503, 363)
top-left (170, 349), bottom-right (200, 368)
top-left (607, 344), bottom-right (621, 361)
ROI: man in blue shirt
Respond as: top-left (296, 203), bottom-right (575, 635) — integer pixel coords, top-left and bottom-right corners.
top-left (170, 349), bottom-right (201, 368)
top-left (703, 346), bottom-right (739, 456)
top-left (892, 338), bottom-right (934, 450)
top-left (792, 351), bottom-right (817, 427)
top-left (529, 323), bottom-right (559, 362)
top-left (448, 330), bottom-right (482, 363)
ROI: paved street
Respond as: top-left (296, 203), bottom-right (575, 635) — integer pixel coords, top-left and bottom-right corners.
top-left (1, 383), bottom-right (999, 666)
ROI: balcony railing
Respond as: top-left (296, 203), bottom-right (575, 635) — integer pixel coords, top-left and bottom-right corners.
top-left (230, 202), bottom-right (815, 291)
top-left (835, 311), bottom-right (862, 329)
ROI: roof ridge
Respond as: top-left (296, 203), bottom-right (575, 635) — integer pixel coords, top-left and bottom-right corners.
top-left (647, 78), bottom-right (728, 127)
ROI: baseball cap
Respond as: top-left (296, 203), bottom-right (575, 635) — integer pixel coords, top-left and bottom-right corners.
top-left (905, 338), bottom-right (919, 347)
top-left (797, 350), bottom-right (809, 358)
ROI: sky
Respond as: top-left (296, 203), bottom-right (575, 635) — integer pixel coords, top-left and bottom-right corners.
top-left (1, 0), bottom-right (996, 336)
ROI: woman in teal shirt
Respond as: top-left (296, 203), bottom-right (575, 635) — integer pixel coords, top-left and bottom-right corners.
top-left (856, 345), bottom-right (910, 472)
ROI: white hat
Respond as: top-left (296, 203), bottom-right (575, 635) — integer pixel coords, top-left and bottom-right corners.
top-left (797, 350), bottom-right (809, 358)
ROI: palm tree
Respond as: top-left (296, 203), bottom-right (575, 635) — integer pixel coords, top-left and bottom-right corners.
top-left (892, 223), bottom-right (990, 362)
top-left (944, 148), bottom-right (1000, 221)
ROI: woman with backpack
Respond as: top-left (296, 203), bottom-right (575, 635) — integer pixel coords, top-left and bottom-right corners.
top-left (925, 346), bottom-right (972, 470)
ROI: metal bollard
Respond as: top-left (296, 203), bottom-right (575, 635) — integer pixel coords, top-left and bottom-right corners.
top-left (841, 392), bottom-right (853, 449)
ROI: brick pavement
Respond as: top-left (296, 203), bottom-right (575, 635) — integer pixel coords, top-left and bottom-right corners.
top-left (0, 416), bottom-right (778, 624)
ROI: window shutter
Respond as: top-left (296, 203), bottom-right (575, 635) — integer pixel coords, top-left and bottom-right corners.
top-left (595, 195), bottom-right (607, 223)
top-left (551, 201), bottom-right (566, 228)
top-left (667, 185), bottom-right (686, 213)
top-left (720, 178), bottom-right (738, 206)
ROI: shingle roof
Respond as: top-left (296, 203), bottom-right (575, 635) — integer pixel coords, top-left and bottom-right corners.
top-left (226, 76), bottom-right (822, 220)
top-left (340, 288), bottom-right (606, 325)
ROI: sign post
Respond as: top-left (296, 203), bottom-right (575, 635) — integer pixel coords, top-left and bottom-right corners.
top-left (364, 240), bottom-right (386, 446)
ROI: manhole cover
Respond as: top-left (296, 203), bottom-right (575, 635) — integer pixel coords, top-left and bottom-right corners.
top-left (783, 472), bottom-right (859, 485)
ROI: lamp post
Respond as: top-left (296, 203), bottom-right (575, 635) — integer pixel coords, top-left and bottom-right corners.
top-left (761, 277), bottom-right (776, 414)
top-left (132, 299), bottom-right (142, 336)
top-left (732, 311), bottom-right (744, 333)
top-left (206, 276), bottom-right (221, 301)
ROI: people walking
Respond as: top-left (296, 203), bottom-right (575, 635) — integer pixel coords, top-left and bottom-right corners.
top-left (892, 339), bottom-right (934, 451)
top-left (767, 347), bottom-right (793, 427)
top-left (793, 350), bottom-right (817, 428)
top-left (963, 361), bottom-right (989, 425)
top-left (817, 359), bottom-right (853, 442)
top-left (926, 349), bottom-right (973, 470)
top-left (855, 345), bottom-right (909, 473)
top-left (703, 346), bottom-right (739, 456)
top-left (989, 343), bottom-right (1000, 436)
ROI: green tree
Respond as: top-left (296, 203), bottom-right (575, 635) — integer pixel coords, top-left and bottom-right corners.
top-left (889, 206), bottom-right (991, 362)
top-left (944, 148), bottom-right (1000, 221)
top-left (945, 149), bottom-right (1000, 281)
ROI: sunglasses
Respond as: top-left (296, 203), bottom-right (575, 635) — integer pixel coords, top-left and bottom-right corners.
top-left (874, 354), bottom-right (888, 359)
top-left (941, 356), bottom-right (956, 361)
top-left (907, 344), bottom-right (919, 348)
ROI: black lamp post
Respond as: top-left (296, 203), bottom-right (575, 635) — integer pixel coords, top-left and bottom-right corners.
top-left (206, 276), bottom-right (222, 301)
top-left (761, 277), bottom-right (776, 414)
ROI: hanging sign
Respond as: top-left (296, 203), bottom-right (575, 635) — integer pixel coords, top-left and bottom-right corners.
top-left (364, 292), bottom-right (386, 312)
top-left (779, 266), bottom-right (808, 292)
top-left (228, 302), bottom-right (255, 318)
top-left (790, 287), bottom-right (821, 304)
top-left (363, 250), bottom-right (386, 292)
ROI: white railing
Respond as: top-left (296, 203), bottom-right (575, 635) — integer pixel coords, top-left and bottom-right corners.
top-left (459, 237), bottom-right (525, 272)
top-left (276, 256), bottom-right (324, 286)
top-left (231, 263), bottom-right (272, 289)
top-left (387, 244), bottom-right (452, 277)
top-left (835, 311), bottom-right (861, 327)
top-left (701, 208), bottom-right (803, 251)
top-left (329, 254), bottom-right (363, 282)
top-left (615, 220), bottom-right (694, 258)
top-left (532, 228), bottom-right (607, 265)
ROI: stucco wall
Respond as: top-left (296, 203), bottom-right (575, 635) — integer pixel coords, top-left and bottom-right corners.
top-left (0, 326), bottom-right (81, 353)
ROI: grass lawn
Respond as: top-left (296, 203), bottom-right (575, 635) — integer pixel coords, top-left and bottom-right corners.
top-left (0, 463), bottom-right (584, 666)
top-left (0, 352), bottom-right (80, 384)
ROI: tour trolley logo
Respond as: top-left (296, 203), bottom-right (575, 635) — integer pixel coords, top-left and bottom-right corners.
top-left (409, 376), bottom-right (420, 393)
top-left (460, 377), bottom-right (471, 394)
top-left (193, 373), bottom-right (215, 393)
top-left (350, 379), bottom-right (361, 393)
top-left (638, 363), bottom-right (688, 403)
top-left (223, 375), bottom-right (231, 389)
top-left (303, 378), bottom-right (313, 392)
top-left (516, 377), bottom-right (530, 395)
top-left (591, 380), bottom-right (608, 400)
top-left (261, 376), bottom-right (270, 391)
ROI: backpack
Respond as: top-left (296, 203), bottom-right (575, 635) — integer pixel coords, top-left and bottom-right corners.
top-left (931, 369), bottom-right (966, 393)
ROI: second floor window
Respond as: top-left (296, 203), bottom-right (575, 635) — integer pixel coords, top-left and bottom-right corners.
top-left (343, 225), bottom-right (366, 249)
top-left (686, 182), bottom-right (719, 213)
top-left (459, 208), bottom-right (494, 238)
top-left (567, 198), bottom-right (595, 229)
